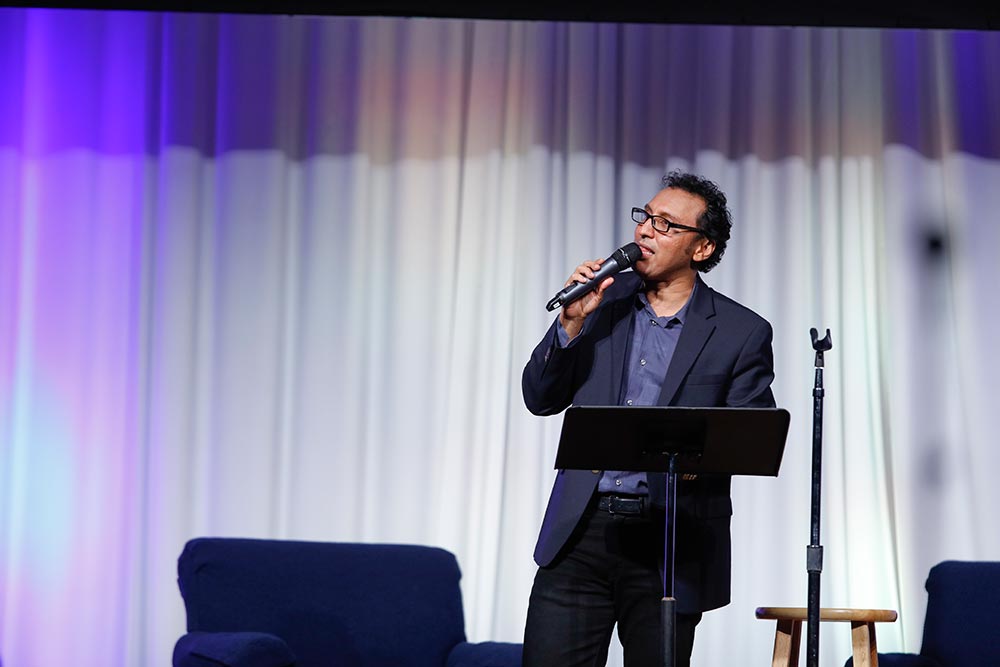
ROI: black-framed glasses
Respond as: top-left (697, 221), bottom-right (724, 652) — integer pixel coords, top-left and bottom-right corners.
top-left (631, 207), bottom-right (708, 238)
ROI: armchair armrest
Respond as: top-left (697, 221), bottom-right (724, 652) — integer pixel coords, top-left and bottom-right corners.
top-left (845, 653), bottom-right (944, 667)
top-left (173, 631), bottom-right (296, 667)
top-left (447, 640), bottom-right (522, 667)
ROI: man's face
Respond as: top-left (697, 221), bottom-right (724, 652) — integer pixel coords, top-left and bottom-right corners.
top-left (633, 187), bottom-right (716, 283)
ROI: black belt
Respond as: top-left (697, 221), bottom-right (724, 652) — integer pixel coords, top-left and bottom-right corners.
top-left (597, 494), bottom-right (646, 515)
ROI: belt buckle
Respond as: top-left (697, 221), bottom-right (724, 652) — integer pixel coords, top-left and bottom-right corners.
top-left (602, 495), bottom-right (642, 515)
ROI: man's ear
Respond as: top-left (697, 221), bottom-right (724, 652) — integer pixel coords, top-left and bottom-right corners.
top-left (694, 238), bottom-right (716, 262)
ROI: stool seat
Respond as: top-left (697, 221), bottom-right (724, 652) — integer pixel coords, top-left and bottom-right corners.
top-left (755, 606), bottom-right (897, 667)
top-left (756, 607), bottom-right (898, 623)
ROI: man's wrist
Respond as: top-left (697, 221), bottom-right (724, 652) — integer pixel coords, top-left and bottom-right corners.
top-left (558, 314), bottom-right (584, 342)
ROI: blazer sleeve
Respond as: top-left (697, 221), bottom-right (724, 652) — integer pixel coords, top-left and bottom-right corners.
top-left (521, 318), bottom-right (583, 416)
top-left (725, 318), bottom-right (776, 408)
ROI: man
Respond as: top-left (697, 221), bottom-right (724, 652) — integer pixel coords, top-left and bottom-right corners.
top-left (521, 171), bottom-right (776, 667)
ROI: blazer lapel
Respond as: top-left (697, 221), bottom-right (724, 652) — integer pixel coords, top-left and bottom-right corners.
top-left (656, 277), bottom-right (717, 406)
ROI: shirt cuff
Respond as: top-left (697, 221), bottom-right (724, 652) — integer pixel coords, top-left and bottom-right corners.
top-left (555, 319), bottom-right (571, 348)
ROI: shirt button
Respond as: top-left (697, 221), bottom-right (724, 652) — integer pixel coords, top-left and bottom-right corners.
top-left (626, 399), bottom-right (633, 406)
top-left (615, 479), bottom-right (622, 486)
top-left (650, 319), bottom-right (657, 325)
top-left (640, 358), bottom-right (647, 366)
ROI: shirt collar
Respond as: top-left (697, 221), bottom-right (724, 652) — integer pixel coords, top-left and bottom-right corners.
top-left (635, 279), bottom-right (698, 324)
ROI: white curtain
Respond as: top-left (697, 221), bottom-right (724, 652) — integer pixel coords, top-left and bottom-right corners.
top-left (1, 9), bottom-right (998, 666)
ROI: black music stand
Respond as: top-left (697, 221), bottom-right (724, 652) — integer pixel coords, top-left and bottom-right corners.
top-left (555, 406), bottom-right (790, 667)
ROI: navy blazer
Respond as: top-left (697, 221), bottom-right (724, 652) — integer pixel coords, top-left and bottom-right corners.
top-left (522, 271), bottom-right (776, 613)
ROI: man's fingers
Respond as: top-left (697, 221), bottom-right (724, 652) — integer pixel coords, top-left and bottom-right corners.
top-left (578, 277), bottom-right (614, 316)
top-left (589, 277), bottom-right (614, 304)
top-left (565, 259), bottom-right (606, 287)
top-left (586, 259), bottom-right (604, 278)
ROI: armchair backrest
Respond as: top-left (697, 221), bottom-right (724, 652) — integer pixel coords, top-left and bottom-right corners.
top-left (920, 560), bottom-right (1000, 666)
top-left (178, 538), bottom-right (468, 667)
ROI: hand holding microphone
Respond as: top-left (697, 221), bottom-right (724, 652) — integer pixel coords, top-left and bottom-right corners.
top-left (546, 242), bottom-right (642, 339)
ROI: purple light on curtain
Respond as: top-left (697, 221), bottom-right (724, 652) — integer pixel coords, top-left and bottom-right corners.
top-left (1, 8), bottom-right (158, 666)
top-left (950, 31), bottom-right (1000, 157)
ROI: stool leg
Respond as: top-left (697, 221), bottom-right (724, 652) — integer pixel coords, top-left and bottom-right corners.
top-left (850, 621), bottom-right (879, 667)
top-left (771, 619), bottom-right (802, 667)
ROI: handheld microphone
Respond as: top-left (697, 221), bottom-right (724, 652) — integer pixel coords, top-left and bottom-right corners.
top-left (546, 242), bottom-right (642, 312)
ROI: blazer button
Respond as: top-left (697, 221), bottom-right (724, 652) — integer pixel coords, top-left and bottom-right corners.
top-left (591, 470), bottom-right (600, 474)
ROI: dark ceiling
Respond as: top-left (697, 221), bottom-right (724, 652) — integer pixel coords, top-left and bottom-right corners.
top-left (6, 0), bottom-right (999, 30)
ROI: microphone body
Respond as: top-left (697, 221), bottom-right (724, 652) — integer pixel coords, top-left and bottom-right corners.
top-left (546, 242), bottom-right (642, 312)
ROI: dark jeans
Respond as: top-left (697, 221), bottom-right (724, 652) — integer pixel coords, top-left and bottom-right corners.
top-left (523, 500), bottom-right (702, 667)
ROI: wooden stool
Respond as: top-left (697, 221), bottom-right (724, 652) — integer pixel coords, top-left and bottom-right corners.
top-left (755, 607), bottom-right (898, 667)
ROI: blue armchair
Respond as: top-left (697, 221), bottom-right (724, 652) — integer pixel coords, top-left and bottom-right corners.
top-left (173, 538), bottom-right (522, 667)
top-left (845, 560), bottom-right (1000, 667)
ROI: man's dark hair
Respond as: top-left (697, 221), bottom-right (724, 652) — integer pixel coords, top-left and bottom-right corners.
top-left (662, 170), bottom-right (732, 272)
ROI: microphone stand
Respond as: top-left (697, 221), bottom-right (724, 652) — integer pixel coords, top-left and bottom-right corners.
top-left (806, 328), bottom-right (832, 667)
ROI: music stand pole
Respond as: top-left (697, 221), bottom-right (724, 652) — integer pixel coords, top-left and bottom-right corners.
top-left (661, 453), bottom-right (679, 667)
top-left (806, 328), bottom-right (832, 667)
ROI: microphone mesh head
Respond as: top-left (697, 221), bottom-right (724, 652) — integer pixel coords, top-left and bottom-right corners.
top-left (619, 242), bottom-right (642, 267)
